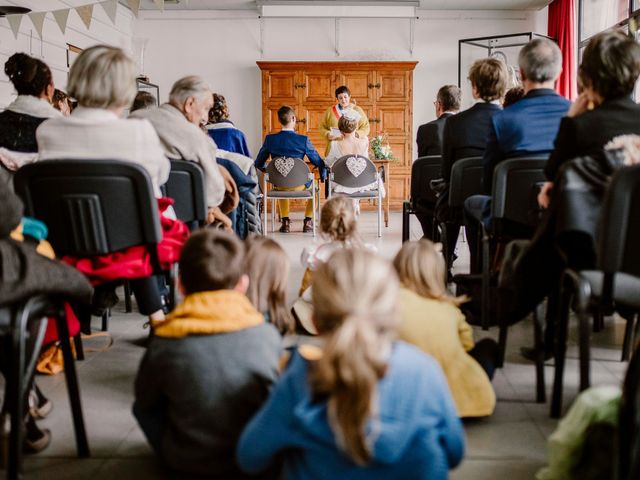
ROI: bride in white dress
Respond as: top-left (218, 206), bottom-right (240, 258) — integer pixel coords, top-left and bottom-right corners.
top-left (325, 112), bottom-right (384, 196)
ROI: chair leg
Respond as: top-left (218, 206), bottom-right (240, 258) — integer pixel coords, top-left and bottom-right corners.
top-left (497, 307), bottom-right (508, 368)
top-left (8, 303), bottom-right (28, 480)
top-left (124, 280), bottom-right (132, 313)
top-left (621, 313), bottom-right (635, 362)
top-left (55, 307), bottom-right (90, 458)
top-left (377, 195), bottom-right (382, 238)
top-left (402, 201), bottom-right (410, 243)
top-left (271, 199), bottom-right (276, 233)
top-left (578, 309), bottom-right (591, 392)
top-left (312, 183), bottom-right (316, 237)
top-left (551, 283), bottom-right (571, 418)
top-left (101, 309), bottom-right (109, 332)
top-left (481, 232), bottom-right (491, 331)
top-left (533, 303), bottom-right (546, 404)
top-left (593, 309), bottom-right (604, 332)
top-left (74, 332), bottom-right (85, 361)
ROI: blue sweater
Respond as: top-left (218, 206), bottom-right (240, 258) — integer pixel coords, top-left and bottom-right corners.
top-left (237, 341), bottom-right (464, 480)
top-left (207, 121), bottom-right (252, 157)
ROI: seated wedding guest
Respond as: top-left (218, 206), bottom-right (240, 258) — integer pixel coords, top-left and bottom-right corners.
top-left (0, 53), bottom-right (60, 182)
top-left (464, 38), bottom-right (570, 272)
top-left (255, 105), bottom-right (326, 233)
top-left (539, 30), bottom-right (640, 209)
top-left (319, 85), bottom-right (370, 156)
top-left (244, 236), bottom-right (294, 335)
top-left (0, 183), bottom-right (92, 453)
top-left (206, 93), bottom-right (252, 157)
top-left (237, 249), bottom-right (464, 479)
top-left (503, 85), bottom-right (525, 108)
top-left (130, 91), bottom-right (156, 113)
top-left (134, 229), bottom-right (281, 479)
top-left (37, 45), bottom-right (181, 327)
top-left (393, 239), bottom-right (497, 418)
top-left (51, 89), bottom-right (71, 116)
top-left (131, 75), bottom-right (227, 222)
top-left (507, 31), bottom-right (640, 360)
top-left (417, 85), bottom-right (461, 157)
top-left (436, 58), bottom-right (507, 265)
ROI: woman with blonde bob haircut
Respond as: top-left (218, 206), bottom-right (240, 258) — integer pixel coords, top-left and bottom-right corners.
top-left (244, 236), bottom-right (294, 335)
top-left (393, 239), bottom-right (499, 418)
top-left (238, 249), bottom-right (464, 479)
top-left (36, 45), bottom-right (174, 328)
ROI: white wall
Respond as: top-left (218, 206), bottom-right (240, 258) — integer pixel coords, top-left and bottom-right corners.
top-left (0, 3), bottom-right (135, 107)
top-left (136, 8), bottom-right (547, 158)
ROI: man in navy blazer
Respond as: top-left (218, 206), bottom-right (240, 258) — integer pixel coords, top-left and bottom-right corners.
top-left (255, 106), bottom-right (326, 233)
top-left (464, 37), bottom-right (571, 272)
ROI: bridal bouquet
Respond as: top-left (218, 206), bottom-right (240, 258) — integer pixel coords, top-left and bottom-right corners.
top-left (370, 133), bottom-right (394, 160)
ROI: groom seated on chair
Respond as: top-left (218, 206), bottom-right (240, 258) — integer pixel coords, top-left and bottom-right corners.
top-left (255, 105), bottom-right (326, 233)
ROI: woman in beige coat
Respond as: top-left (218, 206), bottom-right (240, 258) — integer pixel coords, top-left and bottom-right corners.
top-left (393, 240), bottom-right (499, 417)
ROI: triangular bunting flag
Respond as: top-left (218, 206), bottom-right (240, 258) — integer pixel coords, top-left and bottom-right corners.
top-left (75, 4), bottom-right (94, 29)
top-left (52, 9), bottom-right (70, 34)
top-left (6, 14), bottom-right (23, 40)
top-left (126, 0), bottom-right (140, 18)
top-left (28, 12), bottom-right (47, 39)
top-left (100, 0), bottom-right (118, 24)
top-left (153, 0), bottom-right (165, 12)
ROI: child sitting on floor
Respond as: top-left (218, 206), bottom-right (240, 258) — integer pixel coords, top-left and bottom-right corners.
top-left (393, 239), bottom-right (498, 418)
top-left (133, 229), bottom-right (282, 479)
top-left (244, 235), bottom-right (294, 335)
top-left (295, 196), bottom-right (373, 333)
top-left (237, 249), bottom-right (464, 479)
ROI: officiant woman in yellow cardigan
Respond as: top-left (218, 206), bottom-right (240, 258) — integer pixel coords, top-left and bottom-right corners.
top-left (319, 85), bottom-right (370, 156)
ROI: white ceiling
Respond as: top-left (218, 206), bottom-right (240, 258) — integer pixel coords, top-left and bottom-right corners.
top-left (0, 0), bottom-right (553, 13)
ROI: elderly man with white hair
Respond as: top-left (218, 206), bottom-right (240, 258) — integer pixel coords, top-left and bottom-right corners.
top-left (131, 76), bottom-right (226, 222)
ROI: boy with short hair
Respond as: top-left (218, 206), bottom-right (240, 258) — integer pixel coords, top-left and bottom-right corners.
top-left (133, 229), bottom-right (281, 479)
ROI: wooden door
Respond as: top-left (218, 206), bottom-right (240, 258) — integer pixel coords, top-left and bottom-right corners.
top-left (301, 71), bottom-right (335, 103)
top-left (263, 70), bottom-right (299, 104)
top-left (375, 104), bottom-right (409, 138)
top-left (298, 105), bottom-right (328, 153)
top-left (375, 71), bottom-right (410, 102)
top-left (337, 70), bottom-right (375, 105)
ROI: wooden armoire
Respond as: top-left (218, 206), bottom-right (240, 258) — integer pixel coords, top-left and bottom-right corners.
top-left (257, 61), bottom-right (418, 210)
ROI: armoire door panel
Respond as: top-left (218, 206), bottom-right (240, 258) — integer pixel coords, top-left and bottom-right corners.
top-left (375, 71), bottom-right (410, 102)
top-left (337, 70), bottom-right (375, 105)
top-left (265, 70), bottom-right (299, 103)
top-left (302, 71), bottom-right (335, 103)
top-left (376, 105), bottom-right (410, 137)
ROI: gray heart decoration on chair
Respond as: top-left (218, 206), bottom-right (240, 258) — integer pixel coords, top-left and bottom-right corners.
top-left (346, 156), bottom-right (367, 178)
top-left (274, 157), bottom-right (295, 177)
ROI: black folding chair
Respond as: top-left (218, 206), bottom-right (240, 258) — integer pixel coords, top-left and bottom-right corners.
top-left (263, 157), bottom-right (317, 236)
top-left (551, 164), bottom-right (640, 417)
top-left (0, 296), bottom-right (89, 479)
top-left (162, 160), bottom-right (207, 231)
top-left (441, 156), bottom-right (484, 267)
top-left (14, 160), bottom-right (173, 326)
top-left (402, 155), bottom-right (441, 242)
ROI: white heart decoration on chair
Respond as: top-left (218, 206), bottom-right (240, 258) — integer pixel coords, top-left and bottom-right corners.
top-left (346, 156), bottom-right (367, 178)
top-left (274, 157), bottom-right (295, 177)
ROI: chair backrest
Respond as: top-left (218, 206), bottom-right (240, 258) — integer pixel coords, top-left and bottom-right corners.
top-left (14, 159), bottom-right (162, 258)
top-left (491, 157), bottom-right (547, 233)
top-left (265, 157), bottom-right (311, 188)
top-left (448, 156), bottom-right (484, 207)
top-left (598, 164), bottom-right (640, 277)
top-left (410, 155), bottom-right (441, 205)
top-left (331, 155), bottom-right (377, 188)
top-left (163, 160), bottom-right (207, 227)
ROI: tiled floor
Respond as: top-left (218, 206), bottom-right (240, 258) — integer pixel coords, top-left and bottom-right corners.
top-left (20, 212), bottom-right (628, 479)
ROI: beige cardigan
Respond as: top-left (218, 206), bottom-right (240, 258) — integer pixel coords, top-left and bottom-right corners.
top-left (37, 107), bottom-right (169, 197)
top-left (397, 288), bottom-right (496, 417)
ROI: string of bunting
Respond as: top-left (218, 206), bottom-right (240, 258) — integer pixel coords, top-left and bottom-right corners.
top-left (3, 0), bottom-right (164, 40)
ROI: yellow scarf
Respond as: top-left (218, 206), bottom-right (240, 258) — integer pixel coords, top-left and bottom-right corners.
top-left (154, 290), bottom-right (264, 338)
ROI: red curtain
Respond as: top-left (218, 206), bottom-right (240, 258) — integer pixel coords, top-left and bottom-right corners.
top-left (548, 0), bottom-right (577, 100)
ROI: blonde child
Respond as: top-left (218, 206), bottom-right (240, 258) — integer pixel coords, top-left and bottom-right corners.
top-left (244, 236), bottom-right (294, 335)
top-left (393, 239), bottom-right (498, 417)
top-left (237, 249), bottom-right (464, 478)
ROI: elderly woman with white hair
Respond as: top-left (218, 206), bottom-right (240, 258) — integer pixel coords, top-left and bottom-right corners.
top-left (36, 45), bottom-right (181, 328)
top-left (131, 75), bottom-right (227, 223)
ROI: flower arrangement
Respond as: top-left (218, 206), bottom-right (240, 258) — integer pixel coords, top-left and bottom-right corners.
top-left (370, 133), bottom-right (394, 160)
